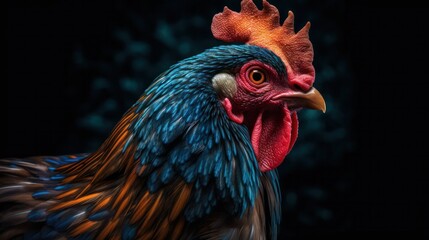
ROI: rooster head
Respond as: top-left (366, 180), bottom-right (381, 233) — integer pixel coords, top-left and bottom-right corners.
top-left (211, 0), bottom-right (326, 171)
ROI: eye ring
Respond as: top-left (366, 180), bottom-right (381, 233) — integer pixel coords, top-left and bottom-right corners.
top-left (248, 68), bottom-right (266, 85)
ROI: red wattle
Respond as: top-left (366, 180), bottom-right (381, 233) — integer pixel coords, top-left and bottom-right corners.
top-left (251, 107), bottom-right (298, 172)
top-left (222, 98), bottom-right (244, 124)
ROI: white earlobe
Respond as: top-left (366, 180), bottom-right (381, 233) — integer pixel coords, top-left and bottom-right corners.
top-left (212, 73), bottom-right (237, 99)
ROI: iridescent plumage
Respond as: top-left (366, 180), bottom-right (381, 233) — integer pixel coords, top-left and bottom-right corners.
top-left (1, 45), bottom-right (284, 239)
top-left (1, 0), bottom-right (326, 239)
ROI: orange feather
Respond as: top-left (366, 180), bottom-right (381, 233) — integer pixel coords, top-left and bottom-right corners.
top-left (55, 188), bottom-right (79, 200)
top-left (70, 220), bottom-right (99, 237)
top-left (91, 196), bottom-right (112, 213)
top-left (169, 184), bottom-right (192, 221)
top-left (50, 192), bottom-right (101, 211)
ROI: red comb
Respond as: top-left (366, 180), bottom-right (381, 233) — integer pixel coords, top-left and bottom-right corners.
top-left (211, 0), bottom-right (315, 82)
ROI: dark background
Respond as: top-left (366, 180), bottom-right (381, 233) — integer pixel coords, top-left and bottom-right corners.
top-left (6, 0), bottom-right (428, 239)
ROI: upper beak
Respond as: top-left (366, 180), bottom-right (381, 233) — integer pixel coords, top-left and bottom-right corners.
top-left (273, 87), bottom-right (326, 113)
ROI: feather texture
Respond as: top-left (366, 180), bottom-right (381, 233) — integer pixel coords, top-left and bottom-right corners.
top-left (1, 45), bottom-right (284, 239)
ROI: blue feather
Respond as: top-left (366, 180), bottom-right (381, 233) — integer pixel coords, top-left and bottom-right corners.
top-left (183, 164), bottom-right (197, 183)
top-left (44, 158), bottom-right (60, 166)
top-left (160, 163), bottom-right (174, 184)
top-left (123, 135), bottom-right (134, 153)
top-left (147, 171), bottom-right (161, 193)
top-left (46, 211), bottom-right (64, 227)
top-left (49, 174), bottom-right (64, 181)
top-left (88, 210), bottom-right (111, 221)
top-left (127, 44), bottom-right (285, 221)
top-left (122, 224), bottom-right (137, 240)
top-left (32, 190), bottom-right (54, 200)
top-left (48, 209), bottom-right (86, 231)
top-left (151, 157), bottom-right (163, 167)
top-left (28, 208), bottom-right (47, 222)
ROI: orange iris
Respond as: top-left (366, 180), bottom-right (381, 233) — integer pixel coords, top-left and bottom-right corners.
top-left (249, 69), bottom-right (265, 84)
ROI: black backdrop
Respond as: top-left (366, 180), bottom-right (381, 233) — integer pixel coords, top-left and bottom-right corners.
top-left (6, 0), bottom-right (428, 239)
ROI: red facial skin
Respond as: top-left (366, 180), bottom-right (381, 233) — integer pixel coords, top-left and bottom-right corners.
top-left (222, 60), bottom-right (312, 172)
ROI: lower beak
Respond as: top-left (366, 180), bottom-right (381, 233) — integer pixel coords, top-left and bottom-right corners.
top-left (273, 88), bottom-right (326, 113)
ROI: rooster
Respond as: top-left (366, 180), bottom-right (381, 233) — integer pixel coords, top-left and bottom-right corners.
top-left (1, 0), bottom-right (326, 239)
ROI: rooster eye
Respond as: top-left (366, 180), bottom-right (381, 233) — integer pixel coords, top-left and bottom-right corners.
top-left (249, 69), bottom-right (265, 84)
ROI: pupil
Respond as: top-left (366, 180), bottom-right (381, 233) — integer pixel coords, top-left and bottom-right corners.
top-left (253, 71), bottom-right (262, 81)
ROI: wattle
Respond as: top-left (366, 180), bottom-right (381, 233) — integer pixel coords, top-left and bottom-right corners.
top-left (249, 107), bottom-right (298, 172)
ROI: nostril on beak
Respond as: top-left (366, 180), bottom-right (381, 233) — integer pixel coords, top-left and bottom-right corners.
top-left (290, 80), bottom-right (313, 93)
top-left (289, 76), bottom-right (314, 92)
top-left (292, 83), bottom-right (305, 92)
